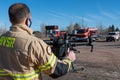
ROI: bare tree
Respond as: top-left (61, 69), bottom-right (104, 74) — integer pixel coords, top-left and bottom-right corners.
top-left (74, 23), bottom-right (81, 29)
top-left (0, 25), bottom-right (7, 35)
top-left (96, 23), bottom-right (109, 39)
top-left (67, 23), bottom-right (74, 34)
top-left (40, 22), bottom-right (46, 37)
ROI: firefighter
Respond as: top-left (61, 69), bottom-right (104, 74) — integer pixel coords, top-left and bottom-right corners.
top-left (0, 3), bottom-right (76, 80)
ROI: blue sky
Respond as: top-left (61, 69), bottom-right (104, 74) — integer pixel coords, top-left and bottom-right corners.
top-left (0, 0), bottom-right (120, 31)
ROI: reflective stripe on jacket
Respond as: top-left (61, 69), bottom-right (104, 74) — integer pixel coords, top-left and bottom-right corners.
top-left (0, 69), bottom-right (40, 80)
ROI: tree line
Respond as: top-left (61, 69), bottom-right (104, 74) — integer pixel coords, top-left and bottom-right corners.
top-left (38, 23), bottom-right (120, 38)
top-left (66, 23), bottom-right (120, 36)
top-left (0, 23), bottom-right (120, 37)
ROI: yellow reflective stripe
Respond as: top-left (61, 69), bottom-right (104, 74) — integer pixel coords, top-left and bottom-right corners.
top-left (62, 58), bottom-right (72, 69)
top-left (38, 53), bottom-right (56, 71)
top-left (12, 70), bottom-right (40, 80)
top-left (0, 69), bottom-right (40, 80)
top-left (0, 70), bottom-right (9, 76)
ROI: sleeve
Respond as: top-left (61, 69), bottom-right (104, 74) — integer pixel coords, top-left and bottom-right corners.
top-left (28, 38), bottom-right (72, 78)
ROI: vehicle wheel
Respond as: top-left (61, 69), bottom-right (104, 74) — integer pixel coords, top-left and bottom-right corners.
top-left (106, 39), bottom-right (108, 42)
top-left (117, 39), bottom-right (119, 41)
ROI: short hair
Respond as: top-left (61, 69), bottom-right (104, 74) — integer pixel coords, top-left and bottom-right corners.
top-left (8, 3), bottom-right (30, 23)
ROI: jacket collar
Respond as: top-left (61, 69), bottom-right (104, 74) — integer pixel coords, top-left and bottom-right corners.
top-left (10, 24), bottom-right (33, 35)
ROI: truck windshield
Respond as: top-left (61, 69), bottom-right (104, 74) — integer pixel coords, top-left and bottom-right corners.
top-left (52, 31), bottom-right (56, 34)
top-left (109, 33), bottom-right (115, 35)
top-left (77, 29), bottom-right (86, 33)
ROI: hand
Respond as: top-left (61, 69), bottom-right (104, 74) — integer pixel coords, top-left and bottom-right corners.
top-left (65, 49), bottom-right (76, 62)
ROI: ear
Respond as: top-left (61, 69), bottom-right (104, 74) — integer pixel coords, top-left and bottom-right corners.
top-left (25, 18), bottom-right (29, 26)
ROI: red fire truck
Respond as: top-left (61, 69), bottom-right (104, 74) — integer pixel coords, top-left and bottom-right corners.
top-left (72, 28), bottom-right (98, 41)
top-left (45, 25), bottom-right (66, 39)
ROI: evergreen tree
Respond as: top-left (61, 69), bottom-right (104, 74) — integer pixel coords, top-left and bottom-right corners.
top-left (108, 25), bottom-right (115, 32)
top-left (115, 27), bottom-right (119, 31)
top-left (111, 24), bottom-right (115, 31)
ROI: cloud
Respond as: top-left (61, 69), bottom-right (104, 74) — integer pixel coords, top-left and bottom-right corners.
top-left (49, 13), bottom-right (65, 19)
top-left (48, 9), bottom-right (74, 19)
top-left (75, 16), bottom-right (94, 22)
top-left (101, 11), bottom-right (118, 20)
top-left (87, 14), bottom-right (105, 20)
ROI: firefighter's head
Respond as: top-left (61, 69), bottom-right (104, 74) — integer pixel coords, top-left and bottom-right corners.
top-left (8, 3), bottom-right (32, 27)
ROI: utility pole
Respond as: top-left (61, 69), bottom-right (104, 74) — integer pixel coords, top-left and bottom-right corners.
top-left (82, 16), bottom-right (84, 28)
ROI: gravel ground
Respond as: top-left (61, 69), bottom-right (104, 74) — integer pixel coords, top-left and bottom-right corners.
top-left (42, 41), bottom-right (120, 80)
